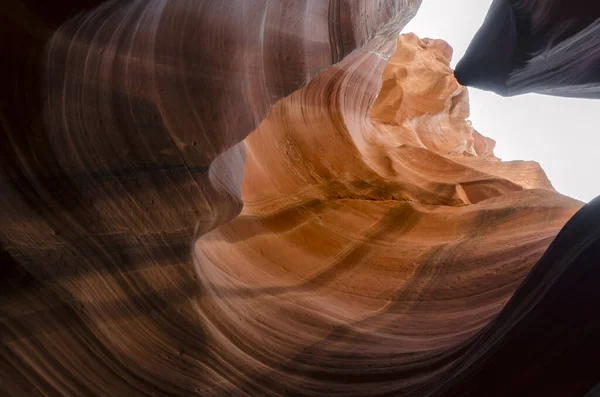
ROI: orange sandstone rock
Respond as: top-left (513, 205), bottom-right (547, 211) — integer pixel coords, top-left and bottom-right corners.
top-left (192, 35), bottom-right (582, 395)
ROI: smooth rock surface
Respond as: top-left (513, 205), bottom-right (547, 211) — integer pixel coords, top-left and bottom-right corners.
top-left (0, 1), bottom-right (421, 395)
top-left (193, 35), bottom-right (585, 395)
top-left (2, 1), bottom-right (600, 396)
top-left (454, 0), bottom-right (600, 98)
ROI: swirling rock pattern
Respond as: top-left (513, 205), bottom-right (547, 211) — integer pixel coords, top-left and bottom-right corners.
top-left (454, 0), bottom-right (600, 98)
top-left (2, 1), bottom-right (600, 396)
top-left (0, 1), bottom-right (421, 395)
top-left (193, 34), bottom-right (585, 395)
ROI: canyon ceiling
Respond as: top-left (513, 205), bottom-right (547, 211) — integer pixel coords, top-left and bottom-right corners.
top-left (1, 1), bottom-right (600, 396)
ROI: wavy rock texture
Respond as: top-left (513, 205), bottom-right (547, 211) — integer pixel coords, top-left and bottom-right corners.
top-left (0, 1), bottom-right (422, 395)
top-left (2, 1), bottom-right (600, 396)
top-left (454, 0), bottom-right (600, 98)
top-left (193, 35), bottom-right (588, 396)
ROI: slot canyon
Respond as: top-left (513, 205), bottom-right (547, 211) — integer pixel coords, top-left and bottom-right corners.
top-left (1, 1), bottom-right (600, 396)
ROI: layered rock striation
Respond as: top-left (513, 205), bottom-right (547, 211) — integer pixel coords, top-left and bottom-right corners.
top-left (2, 1), bottom-right (600, 396)
top-left (1, 1), bottom-right (422, 395)
top-left (192, 35), bottom-right (585, 395)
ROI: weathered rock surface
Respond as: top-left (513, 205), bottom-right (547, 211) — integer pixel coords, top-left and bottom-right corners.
top-left (2, 1), bottom-right (600, 396)
top-left (0, 1), bottom-right (421, 395)
top-left (193, 34), bottom-right (587, 396)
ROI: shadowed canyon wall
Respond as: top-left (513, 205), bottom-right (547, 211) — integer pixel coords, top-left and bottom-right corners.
top-left (2, 1), bottom-right (600, 396)
top-left (0, 1), bottom-right (422, 395)
top-left (454, 0), bottom-right (600, 98)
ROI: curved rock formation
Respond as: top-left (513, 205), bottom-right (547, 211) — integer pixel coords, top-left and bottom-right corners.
top-left (2, 2), bottom-right (600, 396)
top-left (454, 0), bottom-right (600, 98)
top-left (192, 34), bottom-right (585, 395)
top-left (0, 1), bottom-right (421, 395)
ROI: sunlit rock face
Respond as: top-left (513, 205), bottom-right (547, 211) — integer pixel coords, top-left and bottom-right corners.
top-left (193, 34), bottom-right (583, 395)
top-left (455, 0), bottom-right (600, 98)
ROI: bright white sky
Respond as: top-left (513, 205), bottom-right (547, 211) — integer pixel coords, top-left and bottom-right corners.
top-left (402, 0), bottom-right (598, 203)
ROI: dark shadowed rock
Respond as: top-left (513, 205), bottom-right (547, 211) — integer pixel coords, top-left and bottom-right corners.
top-left (455, 0), bottom-right (600, 98)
